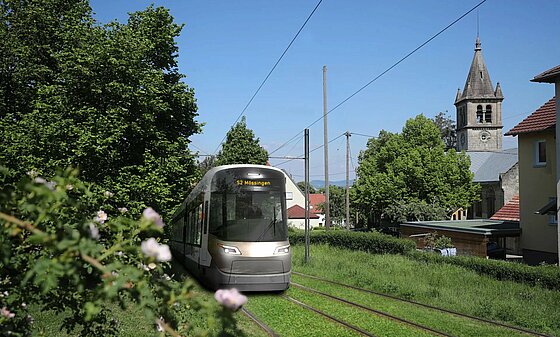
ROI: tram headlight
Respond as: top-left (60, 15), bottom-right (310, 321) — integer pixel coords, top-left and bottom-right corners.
top-left (218, 244), bottom-right (241, 255)
top-left (274, 245), bottom-right (290, 255)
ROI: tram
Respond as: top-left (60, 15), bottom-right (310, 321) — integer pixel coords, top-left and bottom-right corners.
top-left (170, 164), bottom-right (291, 292)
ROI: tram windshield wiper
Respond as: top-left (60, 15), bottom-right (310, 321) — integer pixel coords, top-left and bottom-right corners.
top-left (256, 206), bottom-right (277, 241)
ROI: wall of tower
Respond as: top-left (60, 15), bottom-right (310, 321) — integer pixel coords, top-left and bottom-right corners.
top-left (455, 100), bottom-right (503, 152)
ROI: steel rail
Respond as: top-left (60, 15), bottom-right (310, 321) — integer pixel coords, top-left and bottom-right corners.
top-left (291, 282), bottom-right (453, 337)
top-left (293, 271), bottom-right (554, 337)
top-left (281, 295), bottom-right (378, 337)
top-left (241, 307), bottom-right (280, 337)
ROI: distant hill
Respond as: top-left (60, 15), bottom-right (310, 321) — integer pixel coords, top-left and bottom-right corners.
top-left (311, 180), bottom-right (354, 189)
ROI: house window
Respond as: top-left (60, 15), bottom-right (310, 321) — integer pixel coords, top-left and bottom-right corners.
top-left (286, 192), bottom-right (293, 200)
top-left (534, 140), bottom-right (546, 167)
top-left (485, 105), bottom-right (492, 123)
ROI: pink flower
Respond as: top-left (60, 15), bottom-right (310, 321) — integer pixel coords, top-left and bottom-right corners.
top-left (1, 307), bottom-right (15, 319)
top-left (94, 210), bottom-right (107, 224)
top-left (143, 207), bottom-right (165, 228)
top-left (214, 288), bottom-right (247, 311)
top-left (141, 238), bottom-right (171, 262)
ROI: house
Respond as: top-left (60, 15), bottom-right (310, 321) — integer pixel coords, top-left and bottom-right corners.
top-left (506, 91), bottom-right (558, 264)
top-left (283, 171), bottom-right (325, 229)
top-left (309, 193), bottom-right (326, 225)
top-left (454, 37), bottom-right (518, 218)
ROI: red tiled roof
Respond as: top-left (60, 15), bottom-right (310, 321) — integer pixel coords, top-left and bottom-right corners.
top-left (490, 194), bottom-right (519, 222)
top-left (505, 97), bottom-right (556, 136)
top-left (531, 65), bottom-right (560, 83)
top-left (309, 193), bottom-right (326, 214)
top-left (287, 205), bottom-right (319, 219)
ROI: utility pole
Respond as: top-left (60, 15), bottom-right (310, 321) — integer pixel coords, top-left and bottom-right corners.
top-left (304, 129), bottom-right (310, 263)
top-left (345, 131), bottom-right (351, 230)
top-left (323, 65), bottom-right (330, 229)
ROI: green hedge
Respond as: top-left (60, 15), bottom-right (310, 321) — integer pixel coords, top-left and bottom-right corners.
top-left (407, 250), bottom-right (560, 290)
top-left (289, 229), bottom-right (560, 291)
top-left (289, 229), bottom-right (416, 255)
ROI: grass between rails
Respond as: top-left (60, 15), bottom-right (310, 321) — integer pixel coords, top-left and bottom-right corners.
top-left (292, 244), bottom-right (560, 336)
top-left (291, 275), bottom-right (525, 337)
top-left (244, 294), bottom-right (360, 337)
top-left (285, 286), bottom-right (434, 337)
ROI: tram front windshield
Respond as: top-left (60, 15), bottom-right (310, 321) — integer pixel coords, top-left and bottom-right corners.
top-left (209, 170), bottom-right (287, 242)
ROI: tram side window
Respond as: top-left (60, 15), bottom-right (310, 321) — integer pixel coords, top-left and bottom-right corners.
top-left (190, 210), bottom-right (196, 244)
top-left (195, 204), bottom-right (203, 245)
top-left (184, 210), bottom-right (191, 244)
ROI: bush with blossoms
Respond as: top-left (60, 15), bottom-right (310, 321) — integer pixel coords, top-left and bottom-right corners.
top-left (0, 167), bottom-right (247, 336)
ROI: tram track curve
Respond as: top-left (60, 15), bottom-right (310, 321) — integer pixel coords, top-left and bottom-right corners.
top-left (292, 271), bottom-right (554, 337)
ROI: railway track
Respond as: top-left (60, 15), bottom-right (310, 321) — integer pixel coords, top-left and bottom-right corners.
top-left (281, 294), bottom-right (379, 337)
top-left (292, 271), bottom-right (554, 337)
top-left (289, 282), bottom-right (453, 337)
top-left (241, 307), bottom-right (281, 337)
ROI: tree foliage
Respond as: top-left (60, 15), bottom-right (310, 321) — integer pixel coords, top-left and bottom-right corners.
top-left (317, 185), bottom-right (347, 226)
top-left (215, 116), bottom-right (268, 166)
top-left (433, 112), bottom-right (457, 150)
top-left (353, 114), bottom-right (478, 226)
top-left (296, 181), bottom-right (316, 194)
top-left (0, 0), bottom-right (200, 218)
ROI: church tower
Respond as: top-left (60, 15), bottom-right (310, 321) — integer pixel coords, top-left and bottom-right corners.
top-left (455, 37), bottom-right (504, 152)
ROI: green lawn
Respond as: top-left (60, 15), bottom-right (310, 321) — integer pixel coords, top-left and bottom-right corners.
top-left (292, 244), bottom-right (560, 336)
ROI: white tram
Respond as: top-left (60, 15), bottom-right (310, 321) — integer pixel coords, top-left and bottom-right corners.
top-left (170, 164), bottom-right (291, 292)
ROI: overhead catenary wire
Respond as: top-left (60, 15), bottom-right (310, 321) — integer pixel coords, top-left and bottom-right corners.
top-left (213, 0), bottom-right (324, 154)
top-left (269, 0), bottom-right (487, 156)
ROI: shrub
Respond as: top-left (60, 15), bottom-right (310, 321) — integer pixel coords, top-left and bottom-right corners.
top-left (290, 229), bottom-right (416, 255)
top-left (407, 250), bottom-right (560, 291)
top-left (0, 168), bottom-right (242, 336)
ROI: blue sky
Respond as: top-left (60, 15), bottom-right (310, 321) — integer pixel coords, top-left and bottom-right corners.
top-left (89, 0), bottom-right (560, 182)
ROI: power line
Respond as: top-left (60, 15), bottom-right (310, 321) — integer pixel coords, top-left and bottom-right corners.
top-left (190, 143), bottom-right (211, 155)
top-left (213, 0), bottom-right (324, 154)
top-left (351, 132), bottom-right (376, 138)
top-left (269, 0), bottom-right (486, 156)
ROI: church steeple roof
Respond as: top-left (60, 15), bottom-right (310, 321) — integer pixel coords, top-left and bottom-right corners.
top-left (459, 37), bottom-right (498, 101)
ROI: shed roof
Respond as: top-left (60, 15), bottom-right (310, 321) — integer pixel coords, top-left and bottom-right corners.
top-left (505, 97), bottom-right (556, 136)
top-left (490, 194), bottom-right (519, 222)
top-left (401, 220), bottom-right (520, 237)
top-left (465, 149), bottom-right (518, 183)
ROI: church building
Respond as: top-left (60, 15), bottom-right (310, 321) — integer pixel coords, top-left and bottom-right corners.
top-left (454, 38), bottom-right (519, 219)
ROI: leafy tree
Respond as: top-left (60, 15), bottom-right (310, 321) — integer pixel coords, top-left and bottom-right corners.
top-left (215, 116), bottom-right (268, 166)
top-left (0, 1), bottom-right (199, 218)
top-left (433, 112), bottom-right (457, 150)
top-left (317, 185), bottom-right (347, 226)
top-left (353, 114), bottom-right (478, 226)
top-left (297, 181), bottom-right (316, 194)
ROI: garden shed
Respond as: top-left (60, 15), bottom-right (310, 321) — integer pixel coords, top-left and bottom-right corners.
top-left (400, 220), bottom-right (521, 258)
